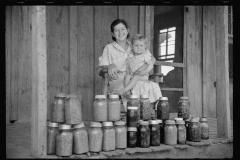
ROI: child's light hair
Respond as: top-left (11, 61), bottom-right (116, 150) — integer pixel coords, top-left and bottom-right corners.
top-left (131, 34), bottom-right (149, 47)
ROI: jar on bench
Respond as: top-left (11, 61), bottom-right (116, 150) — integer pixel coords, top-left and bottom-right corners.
top-left (47, 122), bottom-right (59, 155)
top-left (108, 94), bottom-right (121, 122)
top-left (93, 95), bottom-right (107, 122)
top-left (188, 118), bottom-right (201, 142)
top-left (88, 122), bottom-right (103, 152)
top-left (51, 93), bottom-right (67, 123)
top-left (65, 94), bottom-right (82, 125)
top-left (102, 121), bottom-right (116, 151)
top-left (164, 120), bottom-right (177, 145)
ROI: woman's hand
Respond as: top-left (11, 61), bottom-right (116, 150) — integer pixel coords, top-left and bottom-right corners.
top-left (108, 63), bottom-right (119, 79)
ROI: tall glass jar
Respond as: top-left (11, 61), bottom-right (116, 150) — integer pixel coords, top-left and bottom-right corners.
top-left (156, 97), bottom-right (169, 120)
top-left (177, 97), bottom-right (190, 120)
top-left (51, 93), bottom-right (67, 123)
top-left (188, 118), bottom-right (201, 142)
top-left (139, 121), bottom-right (150, 148)
top-left (127, 127), bottom-right (137, 148)
top-left (158, 119), bottom-right (164, 144)
top-left (164, 120), bottom-right (177, 145)
top-left (149, 120), bottom-right (160, 146)
top-left (176, 120), bottom-right (186, 144)
top-left (140, 95), bottom-right (151, 120)
top-left (200, 118), bottom-right (209, 140)
top-left (102, 122), bottom-right (115, 151)
top-left (114, 121), bottom-right (127, 149)
top-left (56, 124), bottom-right (73, 157)
top-left (127, 106), bottom-right (139, 127)
top-left (72, 122), bottom-right (89, 154)
top-left (88, 122), bottom-right (103, 152)
top-left (127, 95), bottom-right (140, 120)
top-left (47, 122), bottom-right (59, 155)
top-left (65, 94), bottom-right (82, 125)
top-left (108, 95), bottom-right (121, 121)
top-left (93, 95), bottom-right (107, 122)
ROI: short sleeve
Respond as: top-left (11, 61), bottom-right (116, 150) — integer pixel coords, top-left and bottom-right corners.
top-left (143, 50), bottom-right (152, 63)
top-left (98, 45), bottom-right (112, 66)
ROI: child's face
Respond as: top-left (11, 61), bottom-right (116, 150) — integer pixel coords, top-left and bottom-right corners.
top-left (132, 40), bottom-right (146, 55)
top-left (112, 23), bottom-right (129, 42)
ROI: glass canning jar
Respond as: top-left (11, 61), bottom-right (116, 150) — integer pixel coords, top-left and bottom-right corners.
top-left (47, 122), bottom-right (59, 155)
top-left (176, 120), bottom-right (186, 144)
top-left (88, 122), bottom-right (103, 152)
top-left (157, 119), bottom-right (164, 144)
top-left (51, 93), bottom-right (67, 123)
top-left (114, 121), bottom-right (127, 149)
top-left (140, 95), bottom-right (151, 120)
top-left (127, 127), bottom-right (137, 148)
top-left (139, 121), bottom-right (150, 148)
top-left (93, 95), bottom-right (107, 122)
top-left (108, 94), bottom-right (121, 121)
top-left (177, 97), bottom-right (190, 120)
top-left (127, 95), bottom-right (140, 120)
top-left (188, 118), bottom-right (201, 142)
top-left (102, 122), bottom-right (116, 151)
top-left (65, 94), bottom-right (82, 125)
top-left (200, 118), bottom-right (209, 140)
top-left (149, 120), bottom-right (160, 146)
top-left (156, 97), bottom-right (169, 120)
top-left (164, 120), bottom-right (177, 145)
top-left (127, 106), bottom-right (139, 127)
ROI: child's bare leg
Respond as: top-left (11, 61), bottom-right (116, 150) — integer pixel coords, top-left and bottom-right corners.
top-left (124, 74), bottom-right (132, 87)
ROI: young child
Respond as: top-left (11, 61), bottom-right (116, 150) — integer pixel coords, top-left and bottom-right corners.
top-left (117, 34), bottom-right (154, 95)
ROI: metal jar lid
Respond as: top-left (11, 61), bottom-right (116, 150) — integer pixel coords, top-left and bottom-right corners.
top-left (95, 95), bottom-right (106, 99)
top-left (102, 121), bottom-right (113, 127)
top-left (157, 119), bottom-right (162, 123)
top-left (179, 96), bottom-right (189, 100)
top-left (127, 127), bottom-right (137, 131)
top-left (174, 118), bottom-right (183, 121)
top-left (176, 120), bottom-right (185, 124)
top-left (47, 122), bottom-right (59, 127)
top-left (149, 120), bottom-right (159, 124)
top-left (191, 117), bottom-right (200, 121)
top-left (190, 118), bottom-right (199, 123)
top-left (59, 124), bottom-right (71, 130)
top-left (159, 97), bottom-right (168, 100)
top-left (114, 121), bottom-right (125, 126)
top-left (72, 122), bottom-right (85, 129)
top-left (90, 121), bottom-right (102, 127)
top-left (165, 120), bottom-right (176, 124)
top-left (200, 118), bottom-right (208, 122)
top-left (127, 106), bottom-right (138, 110)
top-left (128, 95), bottom-right (139, 99)
top-left (140, 95), bottom-right (149, 99)
top-left (55, 93), bottom-right (67, 98)
top-left (139, 121), bottom-right (149, 125)
top-left (108, 94), bottom-right (119, 99)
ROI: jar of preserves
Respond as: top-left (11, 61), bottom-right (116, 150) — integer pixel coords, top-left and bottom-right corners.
top-left (164, 120), bottom-right (177, 145)
top-left (177, 97), bottom-right (190, 119)
top-left (108, 95), bottom-right (121, 121)
top-left (188, 118), bottom-right (201, 142)
top-left (156, 97), bottom-right (169, 120)
top-left (176, 120), bottom-right (186, 144)
top-left (47, 122), bottom-right (59, 155)
top-left (72, 122), bottom-right (89, 154)
top-left (137, 120), bottom-right (143, 147)
top-left (51, 93), bottom-right (67, 123)
top-left (140, 95), bottom-right (151, 120)
top-left (184, 118), bottom-right (191, 141)
top-left (114, 121), bottom-right (127, 149)
top-left (127, 95), bottom-right (140, 120)
top-left (102, 122), bottom-right (115, 151)
top-left (56, 124), bottom-right (73, 157)
top-left (149, 120), bottom-right (160, 146)
top-left (88, 122), bottom-right (103, 152)
top-left (200, 118), bottom-right (209, 139)
top-left (139, 121), bottom-right (150, 148)
top-left (158, 119), bottom-right (164, 144)
top-left (93, 95), bottom-right (107, 122)
top-left (65, 94), bottom-right (82, 125)
top-left (127, 106), bottom-right (139, 127)
top-left (127, 127), bottom-right (137, 148)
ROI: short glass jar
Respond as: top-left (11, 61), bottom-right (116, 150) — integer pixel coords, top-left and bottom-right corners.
top-left (88, 122), bottom-right (103, 152)
top-left (164, 120), bottom-right (177, 145)
top-left (200, 118), bottom-right (209, 140)
top-left (188, 118), bottom-right (201, 142)
top-left (114, 121), bottom-right (127, 149)
top-left (108, 95), bottom-right (121, 121)
top-left (93, 95), bottom-right (107, 122)
top-left (127, 127), bottom-right (137, 148)
top-left (47, 122), bottom-right (59, 155)
top-left (176, 120), bottom-right (186, 144)
top-left (156, 97), bottom-right (169, 120)
top-left (51, 93), bottom-right (67, 123)
top-left (149, 120), bottom-right (160, 146)
top-left (102, 122), bottom-right (115, 151)
top-left (177, 96), bottom-right (190, 119)
top-left (139, 121), bottom-right (150, 148)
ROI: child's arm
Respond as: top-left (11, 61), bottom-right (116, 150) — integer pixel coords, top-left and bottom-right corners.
top-left (137, 60), bottom-right (153, 76)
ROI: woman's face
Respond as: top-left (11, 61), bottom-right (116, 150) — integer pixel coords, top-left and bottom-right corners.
top-left (112, 23), bottom-right (129, 42)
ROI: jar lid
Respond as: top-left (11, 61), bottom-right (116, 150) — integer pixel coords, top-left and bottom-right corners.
top-left (157, 119), bottom-right (162, 123)
top-left (127, 106), bottom-right (138, 110)
top-left (108, 94), bottom-right (119, 99)
top-left (140, 95), bottom-right (149, 99)
top-left (127, 127), bottom-right (137, 131)
top-left (149, 120), bottom-right (159, 124)
top-left (174, 118), bottom-right (183, 121)
top-left (139, 121), bottom-right (149, 125)
top-left (191, 117), bottom-right (200, 121)
top-left (165, 120), bottom-right (176, 124)
top-left (200, 118), bottom-right (208, 122)
top-left (102, 121), bottom-right (113, 126)
top-left (90, 121), bottom-right (102, 127)
top-left (176, 120), bottom-right (185, 124)
top-left (128, 95), bottom-right (139, 99)
top-left (59, 124), bottom-right (71, 130)
top-left (55, 93), bottom-right (67, 98)
top-left (47, 122), bottom-right (59, 127)
top-left (179, 96), bottom-right (189, 100)
top-left (72, 122), bottom-right (85, 129)
top-left (159, 97), bottom-right (168, 100)
top-left (190, 118), bottom-right (199, 122)
top-left (95, 95), bottom-right (106, 99)
top-left (114, 121), bottom-right (125, 126)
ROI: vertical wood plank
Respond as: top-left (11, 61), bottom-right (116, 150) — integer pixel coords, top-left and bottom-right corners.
top-left (184, 6), bottom-right (203, 118)
top-left (138, 6), bottom-right (145, 35)
top-left (119, 6), bottom-right (139, 40)
top-left (94, 6), bottom-right (118, 96)
top-left (183, 6), bottom-right (187, 96)
top-left (77, 6), bottom-right (94, 121)
top-left (6, 6), bottom-right (12, 123)
top-left (215, 6), bottom-right (231, 138)
top-left (145, 6), bottom-right (154, 53)
top-left (202, 6), bottom-right (217, 118)
top-left (31, 6), bottom-right (47, 158)
top-left (69, 6), bottom-right (78, 94)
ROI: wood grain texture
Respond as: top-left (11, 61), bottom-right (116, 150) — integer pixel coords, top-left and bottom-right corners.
top-left (145, 6), bottom-right (154, 53)
top-left (202, 6), bottom-right (217, 118)
top-left (138, 6), bottom-right (145, 35)
top-left (184, 6), bottom-right (203, 118)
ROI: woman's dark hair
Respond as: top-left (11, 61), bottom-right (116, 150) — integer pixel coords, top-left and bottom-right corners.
top-left (110, 19), bottom-right (130, 41)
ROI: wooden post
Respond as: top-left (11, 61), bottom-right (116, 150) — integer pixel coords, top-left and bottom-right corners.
top-left (215, 6), bottom-right (231, 139)
top-left (31, 6), bottom-right (47, 158)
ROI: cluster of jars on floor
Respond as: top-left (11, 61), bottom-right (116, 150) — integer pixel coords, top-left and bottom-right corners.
top-left (47, 93), bottom-right (209, 157)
